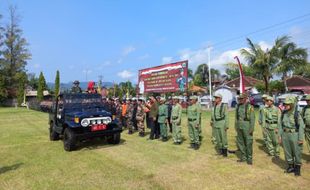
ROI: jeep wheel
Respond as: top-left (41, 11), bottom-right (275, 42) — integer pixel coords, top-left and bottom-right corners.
top-left (63, 128), bottom-right (76, 151)
top-left (107, 133), bottom-right (121, 144)
top-left (49, 124), bottom-right (60, 141)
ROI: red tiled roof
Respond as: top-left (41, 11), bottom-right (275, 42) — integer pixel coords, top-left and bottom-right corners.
top-left (286, 75), bottom-right (310, 93)
top-left (224, 76), bottom-right (262, 88)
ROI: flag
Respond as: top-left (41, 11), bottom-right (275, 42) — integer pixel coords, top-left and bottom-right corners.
top-left (234, 56), bottom-right (245, 93)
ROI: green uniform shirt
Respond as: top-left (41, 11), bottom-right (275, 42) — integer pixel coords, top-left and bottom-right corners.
top-left (187, 103), bottom-right (201, 124)
top-left (280, 109), bottom-right (305, 141)
top-left (302, 106), bottom-right (310, 127)
top-left (258, 105), bottom-right (266, 125)
top-left (262, 105), bottom-right (281, 130)
top-left (235, 103), bottom-right (255, 132)
top-left (211, 103), bottom-right (229, 129)
top-left (158, 104), bottom-right (168, 123)
top-left (171, 103), bottom-right (182, 124)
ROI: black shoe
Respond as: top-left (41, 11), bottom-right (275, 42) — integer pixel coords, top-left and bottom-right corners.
top-left (294, 165), bottom-right (301, 176)
top-left (173, 142), bottom-right (179, 145)
top-left (194, 144), bottom-right (200, 150)
top-left (237, 159), bottom-right (245, 163)
top-left (247, 160), bottom-right (253, 165)
top-left (128, 130), bottom-right (133, 134)
top-left (223, 148), bottom-right (228, 157)
top-left (189, 143), bottom-right (195, 149)
top-left (285, 164), bottom-right (295, 173)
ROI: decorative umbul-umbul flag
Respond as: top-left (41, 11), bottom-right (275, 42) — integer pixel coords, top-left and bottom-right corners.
top-left (234, 56), bottom-right (245, 93)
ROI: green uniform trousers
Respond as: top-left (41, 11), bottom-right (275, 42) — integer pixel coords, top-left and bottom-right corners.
top-left (261, 126), bottom-right (268, 146)
top-left (214, 125), bottom-right (228, 149)
top-left (159, 123), bottom-right (168, 138)
top-left (282, 132), bottom-right (303, 165)
top-left (172, 123), bottom-right (182, 143)
top-left (236, 127), bottom-right (253, 161)
top-left (266, 128), bottom-right (280, 156)
top-left (188, 121), bottom-right (200, 145)
top-left (305, 128), bottom-right (310, 152)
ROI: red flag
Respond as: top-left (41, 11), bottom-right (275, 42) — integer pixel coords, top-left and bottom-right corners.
top-left (234, 56), bottom-right (245, 93)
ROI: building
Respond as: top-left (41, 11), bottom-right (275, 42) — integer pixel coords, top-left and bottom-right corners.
top-left (224, 76), bottom-right (262, 94)
top-left (213, 85), bottom-right (237, 107)
top-left (286, 75), bottom-right (310, 94)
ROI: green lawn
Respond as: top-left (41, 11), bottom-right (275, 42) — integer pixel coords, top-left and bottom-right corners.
top-left (0, 108), bottom-right (310, 190)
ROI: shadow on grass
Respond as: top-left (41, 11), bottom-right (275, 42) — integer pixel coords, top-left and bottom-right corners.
top-left (272, 157), bottom-right (287, 170)
top-left (77, 138), bottom-right (126, 151)
top-left (0, 163), bottom-right (23, 174)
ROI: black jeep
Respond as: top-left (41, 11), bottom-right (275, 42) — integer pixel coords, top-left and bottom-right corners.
top-left (48, 93), bottom-right (122, 151)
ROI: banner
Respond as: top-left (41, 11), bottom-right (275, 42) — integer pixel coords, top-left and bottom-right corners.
top-left (138, 60), bottom-right (188, 94)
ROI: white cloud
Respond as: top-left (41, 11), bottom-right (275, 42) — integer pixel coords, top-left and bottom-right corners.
top-left (162, 56), bottom-right (173, 64)
top-left (117, 70), bottom-right (134, 79)
top-left (33, 63), bottom-right (40, 69)
top-left (117, 58), bottom-right (123, 64)
top-left (122, 46), bottom-right (136, 56)
top-left (82, 69), bottom-right (92, 74)
top-left (138, 54), bottom-right (150, 60)
top-left (177, 41), bottom-right (272, 72)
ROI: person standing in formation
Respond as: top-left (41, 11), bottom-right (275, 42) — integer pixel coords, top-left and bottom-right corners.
top-left (171, 96), bottom-right (183, 145)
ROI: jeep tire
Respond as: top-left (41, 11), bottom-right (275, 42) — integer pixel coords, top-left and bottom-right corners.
top-left (49, 123), bottom-right (60, 141)
top-left (63, 128), bottom-right (77, 151)
top-left (107, 133), bottom-right (121, 144)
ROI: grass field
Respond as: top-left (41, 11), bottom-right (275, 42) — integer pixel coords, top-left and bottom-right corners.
top-left (0, 107), bottom-right (310, 190)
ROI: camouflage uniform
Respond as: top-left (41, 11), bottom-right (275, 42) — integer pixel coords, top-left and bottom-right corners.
top-left (126, 102), bottom-right (134, 134)
top-left (258, 94), bottom-right (268, 147)
top-left (188, 96), bottom-right (202, 150)
top-left (136, 102), bottom-right (146, 136)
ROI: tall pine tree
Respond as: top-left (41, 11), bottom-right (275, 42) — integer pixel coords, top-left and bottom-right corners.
top-left (54, 70), bottom-right (60, 97)
top-left (2, 6), bottom-right (31, 96)
top-left (16, 72), bottom-right (27, 106)
top-left (37, 72), bottom-right (46, 101)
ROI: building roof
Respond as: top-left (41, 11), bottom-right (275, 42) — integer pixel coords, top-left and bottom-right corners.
top-left (286, 75), bottom-right (310, 94)
top-left (224, 76), bottom-right (262, 88)
top-left (190, 85), bottom-right (207, 92)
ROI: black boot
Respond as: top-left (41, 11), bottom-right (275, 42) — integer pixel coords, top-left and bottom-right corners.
top-left (194, 144), bottom-right (200, 150)
top-left (294, 165), bottom-right (301, 176)
top-left (223, 148), bottom-right (228, 157)
top-left (189, 143), bottom-right (195, 149)
top-left (285, 164), bottom-right (295, 173)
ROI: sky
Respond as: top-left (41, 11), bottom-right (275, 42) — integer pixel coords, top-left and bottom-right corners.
top-left (0, 0), bottom-right (310, 84)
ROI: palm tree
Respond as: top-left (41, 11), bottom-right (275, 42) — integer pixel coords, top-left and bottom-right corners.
top-left (274, 36), bottom-right (308, 90)
top-left (241, 38), bottom-right (278, 93)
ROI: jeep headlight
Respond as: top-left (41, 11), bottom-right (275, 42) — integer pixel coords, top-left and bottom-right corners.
top-left (81, 119), bottom-right (90, 127)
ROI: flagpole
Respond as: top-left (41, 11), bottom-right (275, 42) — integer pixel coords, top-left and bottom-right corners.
top-left (208, 46), bottom-right (212, 108)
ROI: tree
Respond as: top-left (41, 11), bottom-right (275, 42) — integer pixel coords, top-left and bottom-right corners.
top-left (37, 72), bottom-right (46, 101)
top-left (54, 70), bottom-right (60, 97)
top-left (27, 73), bottom-right (39, 90)
top-left (0, 74), bottom-right (8, 104)
top-left (294, 62), bottom-right (310, 78)
top-left (241, 38), bottom-right (278, 93)
top-left (16, 72), bottom-right (27, 106)
top-left (210, 68), bottom-right (221, 81)
top-left (225, 62), bottom-right (262, 80)
top-left (2, 6), bottom-right (31, 95)
top-left (192, 64), bottom-right (208, 86)
top-left (274, 36), bottom-right (308, 89)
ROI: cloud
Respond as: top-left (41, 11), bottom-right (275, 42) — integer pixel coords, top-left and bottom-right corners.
top-left (122, 46), bottom-right (136, 56)
top-left (117, 58), bottom-right (123, 64)
top-left (162, 56), bottom-right (173, 64)
top-left (178, 41), bottom-right (272, 72)
top-left (117, 70), bottom-right (134, 79)
top-left (82, 69), bottom-right (92, 74)
top-left (33, 63), bottom-right (40, 69)
top-left (138, 54), bottom-right (150, 60)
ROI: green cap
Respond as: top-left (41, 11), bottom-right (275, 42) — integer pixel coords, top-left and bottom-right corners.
top-left (190, 95), bottom-right (198, 100)
top-left (172, 96), bottom-right (179, 100)
top-left (265, 96), bottom-right (274, 101)
top-left (305, 95), bottom-right (310, 100)
top-left (238, 93), bottom-right (247, 99)
top-left (213, 93), bottom-right (222, 99)
top-left (160, 97), bottom-right (166, 101)
top-left (262, 94), bottom-right (268, 99)
top-left (283, 96), bottom-right (295, 104)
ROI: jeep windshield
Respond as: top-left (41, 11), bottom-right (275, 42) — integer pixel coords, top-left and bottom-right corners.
top-left (62, 94), bottom-right (105, 112)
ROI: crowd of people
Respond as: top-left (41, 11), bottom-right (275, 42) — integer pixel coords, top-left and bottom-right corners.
top-left (70, 80), bottom-right (310, 177)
